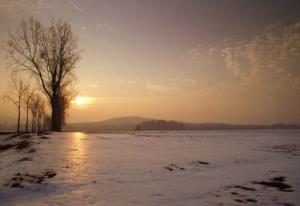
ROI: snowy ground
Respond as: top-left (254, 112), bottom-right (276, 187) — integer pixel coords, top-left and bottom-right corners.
top-left (0, 130), bottom-right (299, 206)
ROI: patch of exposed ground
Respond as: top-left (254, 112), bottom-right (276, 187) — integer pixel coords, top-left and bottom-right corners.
top-left (190, 160), bottom-right (210, 165)
top-left (263, 144), bottom-right (300, 156)
top-left (0, 133), bottom-right (50, 153)
top-left (164, 164), bottom-right (185, 171)
top-left (3, 170), bottom-right (57, 188)
top-left (0, 140), bottom-right (32, 152)
top-left (209, 175), bottom-right (294, 205)
top-left (164, 160), bottom-right (211, 171)
top-left (252, 176), bottom-right (293, 192)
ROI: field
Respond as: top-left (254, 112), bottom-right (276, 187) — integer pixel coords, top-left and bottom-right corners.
top-left (0, 130), bottom-right (299, 205)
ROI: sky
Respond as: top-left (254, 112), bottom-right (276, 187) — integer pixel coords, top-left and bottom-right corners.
top-left (0, 0), bottom-right (300, 124)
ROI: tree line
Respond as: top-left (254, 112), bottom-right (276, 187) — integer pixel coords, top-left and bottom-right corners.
top-left (3, 17), bottom-right (80, 133)
top-left (136, 120), bottom-right (300, 131)
top-left (4, 78), bottom-right (47, 133)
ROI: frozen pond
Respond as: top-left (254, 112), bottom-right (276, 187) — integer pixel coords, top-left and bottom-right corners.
top-left (0, 130), bottom-right (300, 205)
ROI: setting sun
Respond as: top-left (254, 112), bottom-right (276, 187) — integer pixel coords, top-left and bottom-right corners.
top-left (71, 96), bottom-right (92, 107)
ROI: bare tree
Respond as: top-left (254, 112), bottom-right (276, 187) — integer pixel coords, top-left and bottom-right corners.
top-left (29, 93), bottom-right (45, 133)
top-left (6, 17), bottom-right (80, 131)
top-left (4, 78), bottom-right (27, 133)
top-left (29, 95), bottom-right (38, 133)
top-left (37, 99), bottom-right (46, 134)
top-left (23, 84), bottom-right (34, 133)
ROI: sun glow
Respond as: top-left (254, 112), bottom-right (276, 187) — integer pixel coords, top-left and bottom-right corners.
top-left (72, 96), bottom-right (92, 107)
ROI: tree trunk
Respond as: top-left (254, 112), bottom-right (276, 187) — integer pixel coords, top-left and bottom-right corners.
top-left (33, 117), bottom-right (36, 133)
top-left (51, 97), bottom-right (61, 132)
top-left (31, 113), bottom-right (34, 132)
top-left (32, 111), bottom-right (36, 133)
top-left (37, 116), bottom-right (40, 134)
top-left (17, 102), bottom-right (21, 133)
top-left (26, 106), bottom-right (29, 133)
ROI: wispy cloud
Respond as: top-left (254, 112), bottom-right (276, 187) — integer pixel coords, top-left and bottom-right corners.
top-left (84, 78), bottom-right (197, 97)
top-left (87, 84), bottom-right (99, 88)
top-left (0, 0), bottom-right (40, 16)
top-left (187, 19), bottom-right (300, 89)
top-left (222, 20), bottom-right (300, 88)
top-left (0, 0), bottom-right (86, 17)
top-left (184, 19), bottom-right (300, 123)
top-left (65, 0), bottom-right (83, 14)
top-left (0, 0), bottom-right (61, 17)
top-left (96, 23), bottom-right (114, 31)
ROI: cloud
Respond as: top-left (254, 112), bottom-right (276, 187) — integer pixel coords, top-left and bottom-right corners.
top-left (78, 22), bottom-right (114, 33)
top-left (0, 0), bottom-right (55, 16)
top-left (141, 78), bottom-right (197, 96)
top-left (167, 78), bottom-right (196, 85)
top-left (84, 78), bottom-right (198, 97)
top-left (0, 0), bottom-right (15, 15)
top-left (145, 84), bottom-right (176, 94)
top-left (87, 84), bottom-right (99, 88)
top-left (96, 23), bottom-right (114, 31)
top-left (187, 19), bottom-right (300, 89)
top-left (222, 20), bottom-right (300, 87)
top-left (65, 0), bottom-right (83, 14)
top-left (0, 0), bottom-right (84, 17)
top-left (184, 19), bottom-right (300, 123)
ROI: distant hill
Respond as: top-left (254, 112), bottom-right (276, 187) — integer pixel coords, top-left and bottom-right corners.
top-left (0, 115), bottom-right (19, 131)
top-left (0, 115), bottom-right (17, 125)
top-left (98, 116), bottom-right (151, 126)
top-left (137, 120), bottom-right (300, 131)
top-left (3, 115), bottom-right (299, 132)
top-left (63, 116), bottom-right (152, 132)
top-left (64, 117), bottom-right (300, 133)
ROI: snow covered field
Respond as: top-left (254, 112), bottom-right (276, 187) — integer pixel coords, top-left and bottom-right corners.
top-left (0, 130), bottom-right (299, 206)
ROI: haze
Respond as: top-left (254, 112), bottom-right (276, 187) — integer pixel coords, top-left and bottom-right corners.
top-left (0, 0), bottom-right (300, 124)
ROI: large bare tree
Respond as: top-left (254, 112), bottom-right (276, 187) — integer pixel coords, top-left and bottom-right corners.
top-left (6, 18), bottom-right (80, 131)
top-left (4, 78), bottom-right (28, 133)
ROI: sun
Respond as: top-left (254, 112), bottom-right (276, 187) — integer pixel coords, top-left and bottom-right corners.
top-left (71, 96), bottom-right (91, 107)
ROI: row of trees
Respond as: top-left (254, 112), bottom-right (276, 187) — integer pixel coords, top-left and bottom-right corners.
top-left (4, 17), bottom-right (80, 132)
top-left (4, 78), bottom-right (47, 133)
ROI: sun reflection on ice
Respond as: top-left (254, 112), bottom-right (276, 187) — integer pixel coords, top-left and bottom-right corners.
top-left (67, 132), bottom-right (88, 181)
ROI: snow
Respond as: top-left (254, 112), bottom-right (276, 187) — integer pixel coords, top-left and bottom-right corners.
top-left (0, 130), bottom-right (300, 205)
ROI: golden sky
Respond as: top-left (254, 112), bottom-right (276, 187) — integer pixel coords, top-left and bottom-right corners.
top-left (0, 0), bottom-right (300, 124)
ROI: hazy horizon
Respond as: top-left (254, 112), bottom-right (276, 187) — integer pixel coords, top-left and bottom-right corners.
top-left (1, 0), bottom-right (300, 124)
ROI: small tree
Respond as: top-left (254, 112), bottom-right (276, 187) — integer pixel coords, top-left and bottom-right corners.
top-left (29, 95), bottom-right (37, 133)
top-left (37, 98), bottom-right (46, 134)
top-left (29, 94), bottom-right (47, 134)
top-left (4, 78), bottom-right (27, 133)
top-left (29, 94), bottom-right (40, 133)
top-left (23, 85), bottom-right (34, 133)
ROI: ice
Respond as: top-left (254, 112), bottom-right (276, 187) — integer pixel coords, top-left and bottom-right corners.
top-left (0, 130), bottom-right (299, 205)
